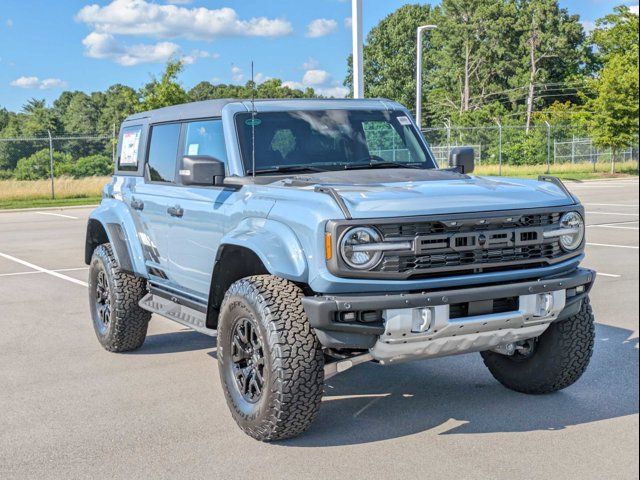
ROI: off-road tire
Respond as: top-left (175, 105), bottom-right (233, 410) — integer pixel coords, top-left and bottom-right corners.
top-left (481, 297), bottom-right (595, 394)
top-left (89, 243), bottom-right (151, 352)
top-left (217, 275), bottom-right (324, 441)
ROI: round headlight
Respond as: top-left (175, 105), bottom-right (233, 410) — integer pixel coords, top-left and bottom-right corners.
top-left (559, 211), bottom-right (585, 251)
top-left (339, 227), bottom-right (383, 270)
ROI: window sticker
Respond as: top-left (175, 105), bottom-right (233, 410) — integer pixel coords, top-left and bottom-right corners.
top-left (120, 128), bottom-right (141, 166)
top-left (187, 143), bottom-right (200, 155)
top-left (397, 116), bottom-right (412, 126)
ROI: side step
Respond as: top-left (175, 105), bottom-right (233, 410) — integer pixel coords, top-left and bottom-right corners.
top-left (139, 293), bottom-right (217, 337)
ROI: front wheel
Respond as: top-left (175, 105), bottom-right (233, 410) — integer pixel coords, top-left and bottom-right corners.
top-left (481, 297), bottom-right (595, 394)
top-left (217, 275), bottom-right (324, 441)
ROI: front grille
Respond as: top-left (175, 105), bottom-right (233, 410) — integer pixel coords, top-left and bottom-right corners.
top-left (373, 211), bottom-right (568, 278)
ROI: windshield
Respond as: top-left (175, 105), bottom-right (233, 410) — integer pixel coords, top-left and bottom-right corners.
top-left (235, 109), bottom-right (437, 174)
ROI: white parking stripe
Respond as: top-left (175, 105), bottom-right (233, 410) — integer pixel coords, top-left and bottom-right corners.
top-left (587, 224), bottom-right (639, 230)
top-left (597, 272), bottom-right (622, 278)
top-left (586, 242), bottom-right (639, 250)
top-left (585, 211), bottom-right (639, 216)
top-left (0, 252), bottom-right (88, 286)
top-left (584, 203), bottom-right (639, 207)
top-left (0, 267), bottom-right (88, 278)
top-left (35, 212), bottom-right (79, 220)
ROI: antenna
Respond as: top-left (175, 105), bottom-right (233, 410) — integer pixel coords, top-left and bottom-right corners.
top-left (251, 61), bottom-right (256, 179)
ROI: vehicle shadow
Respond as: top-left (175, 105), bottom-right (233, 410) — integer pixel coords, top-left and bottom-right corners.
top-left (284, 322), bottom-right (638, 447)
top-left (130, 330), bottom-right (216, 355)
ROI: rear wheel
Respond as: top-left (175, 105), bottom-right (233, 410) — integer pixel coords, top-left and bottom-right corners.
top-left (481, 297), bottom-right (595, 394)
top-left (217, 275), bottom-right (324, 441)
top-left (89, 244), bottom-right (151, 352)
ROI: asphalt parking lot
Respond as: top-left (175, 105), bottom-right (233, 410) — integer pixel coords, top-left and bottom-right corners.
top-left (0, 178), bottom-right (638, 480)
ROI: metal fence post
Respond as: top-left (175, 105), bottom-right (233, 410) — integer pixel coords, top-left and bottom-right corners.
top-left (544, 121), bottom-right (551, 174)
top-left (495, 120), bottom-right (502, 176)
top-left (47, 130), bottom-right (55, 200)
top-left (112, 123), bottom-right (117, 163)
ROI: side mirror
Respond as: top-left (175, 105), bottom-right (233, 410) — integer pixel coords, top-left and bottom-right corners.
top-left (180, 155), bottom-right (225, 186)
top-left (448, 147), bottom-right (475, 174)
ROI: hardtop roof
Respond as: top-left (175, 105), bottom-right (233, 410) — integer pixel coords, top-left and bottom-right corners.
top-left (122, 98), bottom-right (403, 125)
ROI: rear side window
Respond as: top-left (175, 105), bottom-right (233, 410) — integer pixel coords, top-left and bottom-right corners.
top-left (184, 119), bottom-right (227, 162)
top-left (147, 123), bottom-right (181, 183)
top-left (118, 125), bottom-right (142, 172)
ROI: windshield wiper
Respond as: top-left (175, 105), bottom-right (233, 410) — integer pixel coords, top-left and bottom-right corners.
top-left (247, 165), bottom-right (329, 175)
top-left (342, 160), bottom-right (424, 170)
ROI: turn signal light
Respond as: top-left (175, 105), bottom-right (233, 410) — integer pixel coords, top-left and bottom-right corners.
top-left (325, 233), bottom-right (332, 261)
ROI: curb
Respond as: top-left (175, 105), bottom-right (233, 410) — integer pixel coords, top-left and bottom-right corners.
top-left (0, 203), bottom-right (98, 214)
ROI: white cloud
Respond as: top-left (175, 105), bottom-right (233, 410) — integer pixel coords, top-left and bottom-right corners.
top-left (10, 76), bottom-right (67, 89)
top-left (6, 19), bottom-right (13, 28)
top-left (82, 32), bottom-right (182, 66)
top-left (302, 57), bottom-right (319, 70)
top-left (581, 20), bottom-right (596, 34)
top-left (316, 86), bottom-right (349, 98)
top-left (629, 5), bottom-right (639, 15)
top-left (76, 0), bottom-right (293, 40)
top-left (344, 17), bottom-right (353, 28)
top-left (285, 65), bottom-right (348, 98)
top-left (306, 18), bottom-right (338, 38)
top-left (231, 66), bottom-right (244, 83)
top-left (302, 69), bottom-right (331, 86)
top-left (182, 49), bottom-right (219, 65)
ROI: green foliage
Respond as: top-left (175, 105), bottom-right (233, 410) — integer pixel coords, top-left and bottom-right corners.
top-left (139, 60), bottom-right (189, 111)
top-left (14, 149), bottom-right (72, 180)
top-left (0, 169), bottom-right (14, 180)
top-left (69, 154), bottom-right (113, 178)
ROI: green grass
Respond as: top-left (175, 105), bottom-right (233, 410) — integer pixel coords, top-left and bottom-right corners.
top-left (474, 161), bottom-right (639, 180)
top-left (0, 196), bottom-right (102, 210)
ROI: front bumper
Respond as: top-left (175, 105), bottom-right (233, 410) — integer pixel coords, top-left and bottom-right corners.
top-left (302, 267), bottom-right (595, 351)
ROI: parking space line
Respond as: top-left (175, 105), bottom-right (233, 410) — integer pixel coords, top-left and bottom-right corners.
top-left (584, 203), bottom-right (639, 207)
top-left (597, 272), bottom-right (622, 278)
top-left (0, 267), bottom-right (88, 278)
top-left (35, 212), bottom-right (79, 220)
top-left (586, 242), bottom-right (639, 250)
top-left (587, 224), bottom-right (639, 230)
top-left (585, 211), bottom-right (639, 216)
top-left (0, 252), bottom-right (88, 287)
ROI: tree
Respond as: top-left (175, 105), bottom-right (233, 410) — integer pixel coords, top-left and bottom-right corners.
top-left (345, 4), bottom-right (434, 115)
top-left (138, 60), bottom-right (188, 111)
top-left (14, 149), bottom-right (72, 180)
top-left (580, 7), bottom-right (639, 168)
top-left (21, 99), bottom-right (59, 136)
top-left (99, 84), bottom-right (140, 132)
top-left (516, 0), bottom-right (585, 132)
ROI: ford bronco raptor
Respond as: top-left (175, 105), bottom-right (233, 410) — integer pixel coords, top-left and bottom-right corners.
top-left (86, 99), bottom-right (595, 441)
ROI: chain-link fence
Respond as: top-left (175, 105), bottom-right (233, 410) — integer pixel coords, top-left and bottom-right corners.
top-left (0, 132), bottom-right (114, 199)
top-left (423, 124), bottom-right (639, 172)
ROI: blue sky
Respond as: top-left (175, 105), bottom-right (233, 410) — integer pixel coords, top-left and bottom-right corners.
top-left (0, 0), bottom-right (638, 112)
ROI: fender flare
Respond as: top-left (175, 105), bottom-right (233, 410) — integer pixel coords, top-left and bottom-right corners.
top-left (219, 217), bottom-right (308, 282)
top-left (85, 199), bottom-right (147, 277)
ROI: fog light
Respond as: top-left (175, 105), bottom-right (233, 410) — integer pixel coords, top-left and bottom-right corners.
top-left (412, 307), bottom-right (433, 333)
top-left (534, 293), bottom-right (555, 317)
top-left (576, 285), bottom-right (585, 294)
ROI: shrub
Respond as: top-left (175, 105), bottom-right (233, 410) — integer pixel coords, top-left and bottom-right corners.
top-left (14, 149), bottom-right (73, 180)
top-left (0, 169), bottom-right (14, 180)
top-left (69, 154), bottom-right (113, 178)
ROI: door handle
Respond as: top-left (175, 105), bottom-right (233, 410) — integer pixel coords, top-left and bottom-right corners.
top-left (167, 206), bottom-right (184, 218)
top-left (130, 198), bottom-right (144, 211)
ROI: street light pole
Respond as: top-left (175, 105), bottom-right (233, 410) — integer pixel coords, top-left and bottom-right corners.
top-left (352, 0), bottom-right (364, 99)
top-left (416, 24), bottom-right (437, 129)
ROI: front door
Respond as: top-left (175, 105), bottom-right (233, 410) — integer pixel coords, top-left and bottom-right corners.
top-left (167, 119), bottom-right (232, 299)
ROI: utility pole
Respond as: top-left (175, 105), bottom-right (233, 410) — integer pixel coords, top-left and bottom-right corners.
top-left (352, 0), bottom-right (364, 99)
top-left (416, 25), bottom-right (437, 129)
top-left (47, 130), bottom-right (55, 200)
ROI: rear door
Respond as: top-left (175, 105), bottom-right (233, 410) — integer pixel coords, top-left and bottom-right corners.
top-left (130, 122), bottom-right (183, 287)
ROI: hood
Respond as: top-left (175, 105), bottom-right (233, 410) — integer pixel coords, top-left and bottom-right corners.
top-left (277, 169), bottom-right (576, 219)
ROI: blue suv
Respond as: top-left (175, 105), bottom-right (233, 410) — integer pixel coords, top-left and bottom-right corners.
top-left (86, 99), bottom-right (595, 441)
